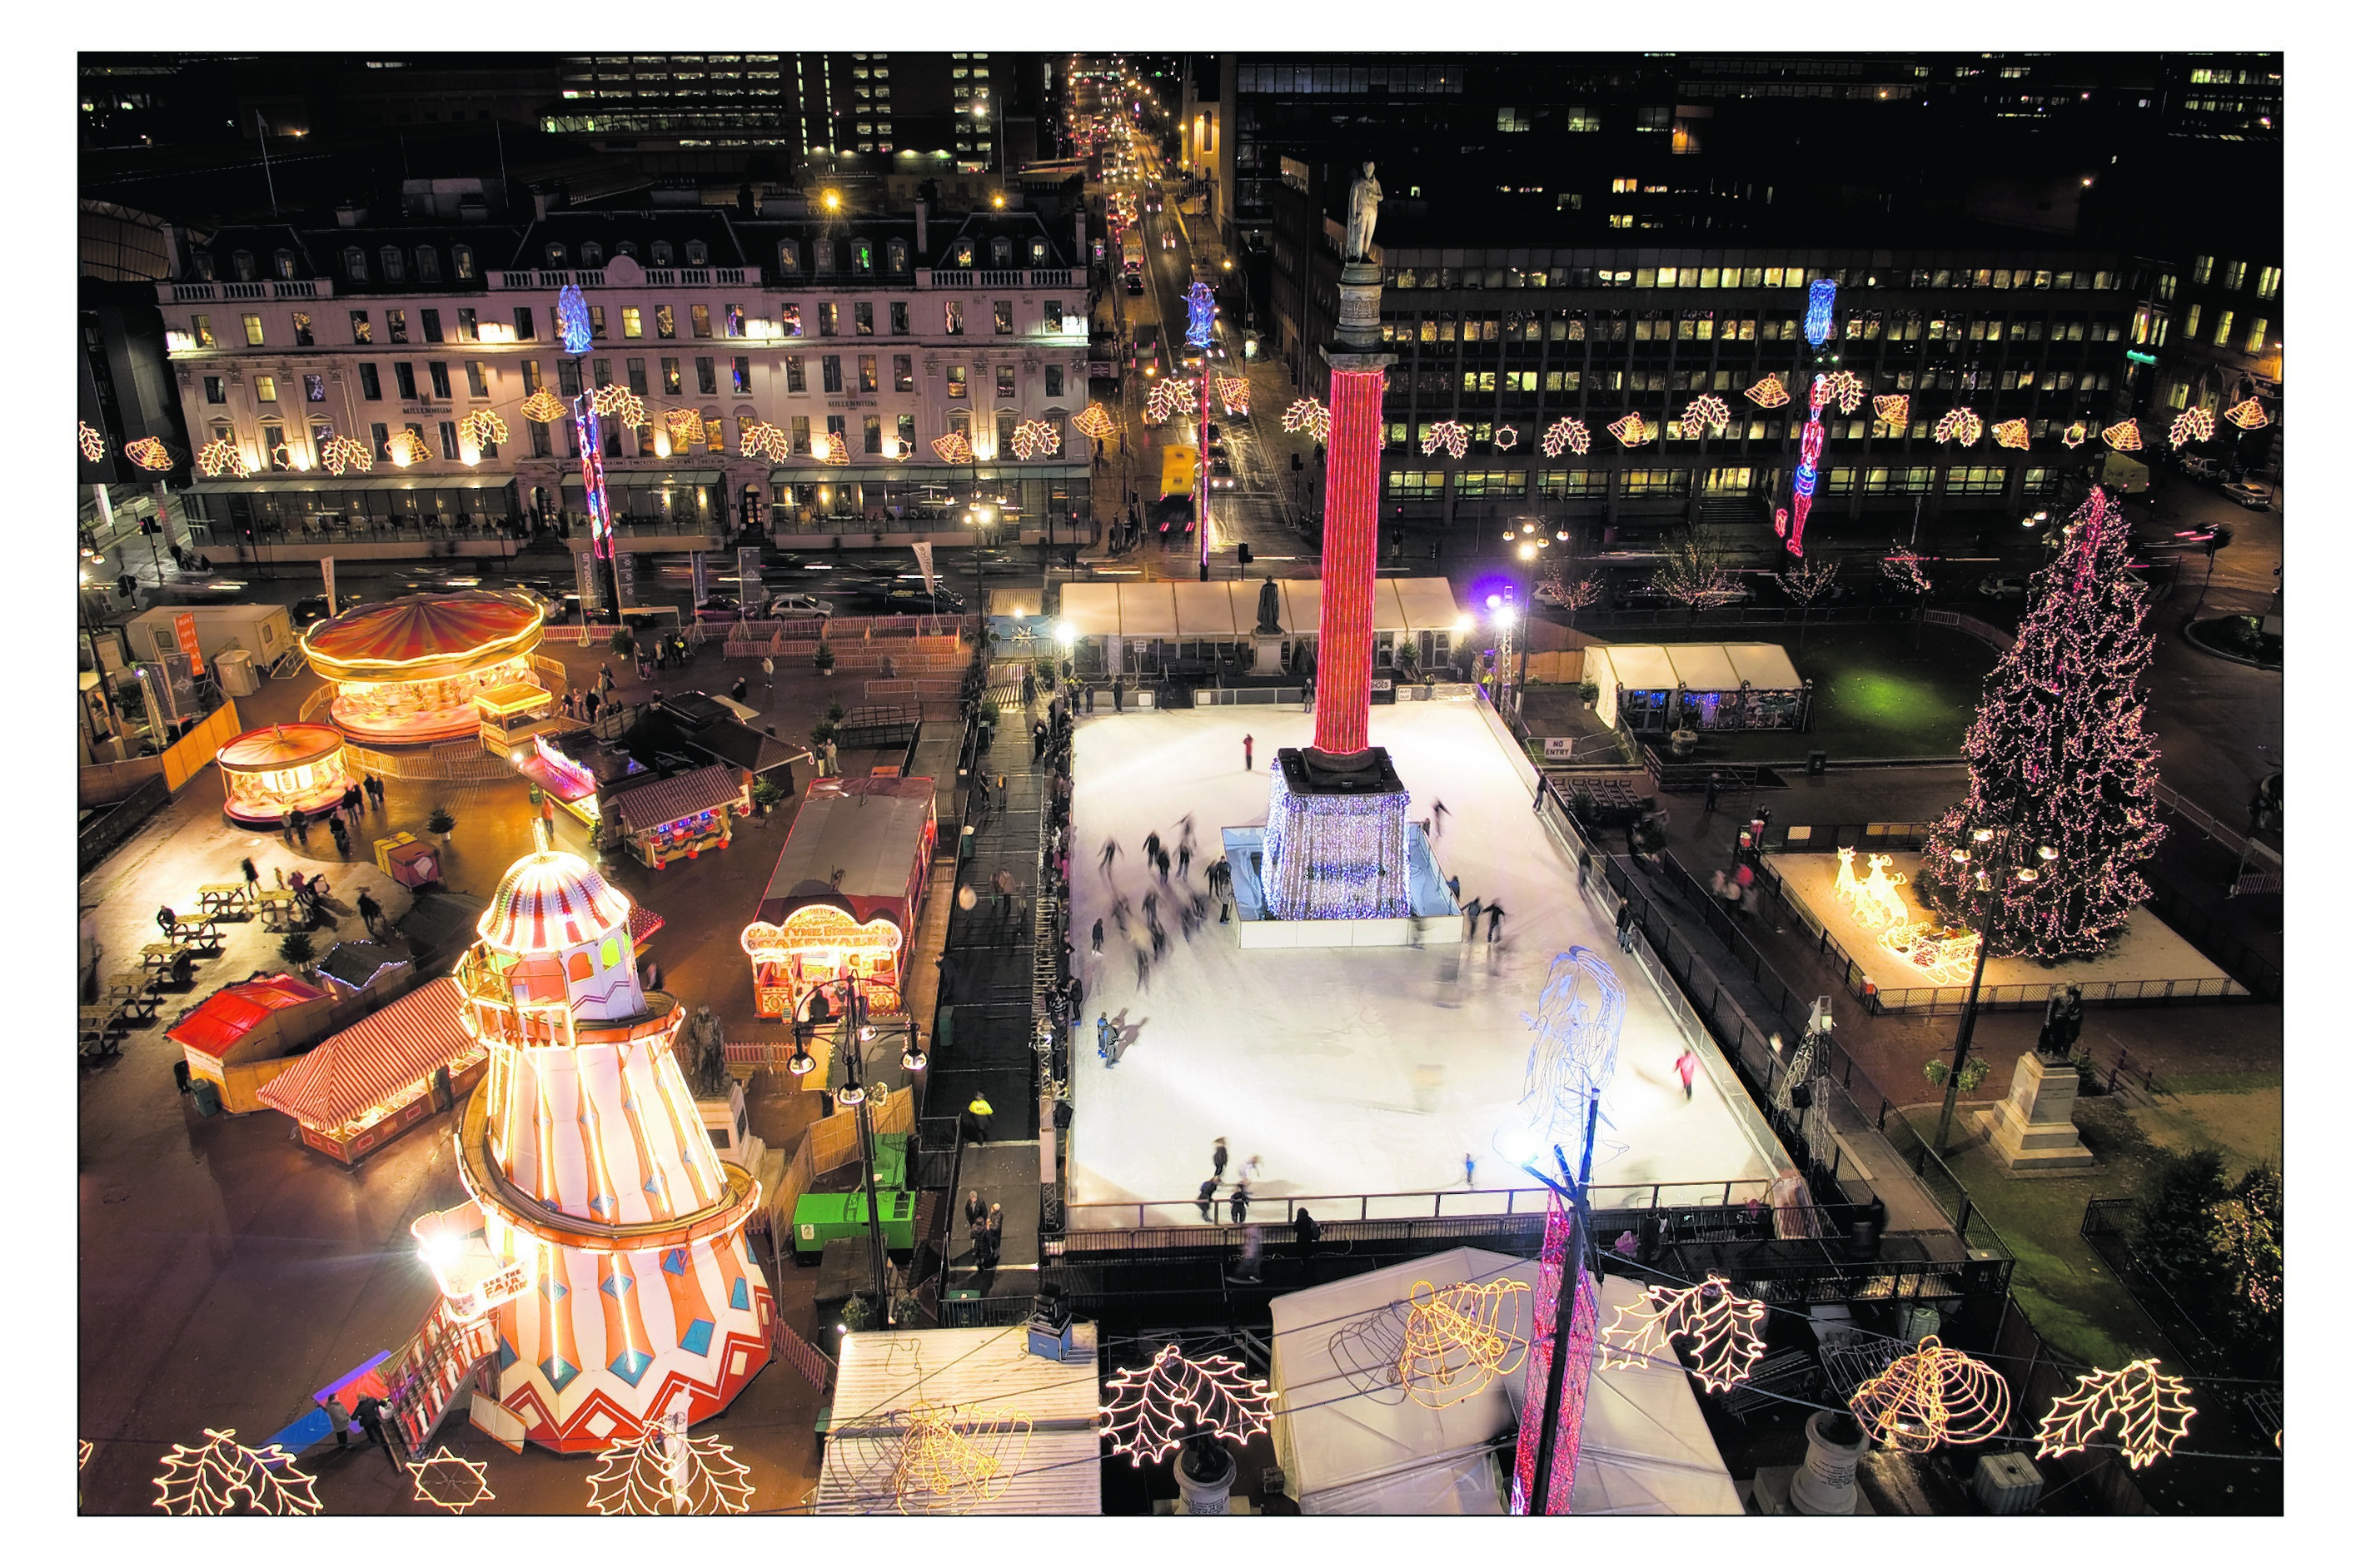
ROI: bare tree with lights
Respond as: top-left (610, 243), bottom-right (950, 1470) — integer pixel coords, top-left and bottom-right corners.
top-left (1649, 530), bottom-right (1741, 622)
top-left (1922, 485), bottom-right (2165, 961)
top-left (1779, 555), bottom-right (1841, 645)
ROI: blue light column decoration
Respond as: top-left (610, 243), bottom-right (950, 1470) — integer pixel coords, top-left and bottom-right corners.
top-left (1259, 748), bottom-right (1412, 920)
top-left (1803, 277), bottom-right (1837, 349)
top-left (558, 283), bottom-right (594, 356)
top-left (558, 284), bottom-right (615, 567)
top-left (1183, 281), bottom-right (1216, 349)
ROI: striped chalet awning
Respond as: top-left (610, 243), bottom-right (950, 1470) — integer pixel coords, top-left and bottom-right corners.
top-left (607, 764), bottom-right (746, 836)
top-left (257, 978), bottom-right (482, 1132)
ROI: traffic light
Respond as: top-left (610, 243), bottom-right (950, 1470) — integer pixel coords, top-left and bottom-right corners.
top-left (1238, 541), bottom-right (1252, 567)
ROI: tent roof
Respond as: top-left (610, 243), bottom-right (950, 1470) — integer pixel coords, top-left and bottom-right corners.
top-left (1269, 1249), bottom-right (1742, 1516)
top-left (1170, 580), bottom-right (1242, 637)
top-left (815, 1323), bottom-right (1103, 1516)
top-left (1664, 644), bottom-right (1742, 691)
top-left (256, 978), bottom-right (483, 1130)
top-left (1722, 642), bottom-right (1805, 689)
top-left (1596, 642), bottom-right (1805, 692)
top-left (1055, 578), bottom-right (1462, 640)
top-left (605, 764), bottom-right (744, 834)
top-left (757, 775), bottom-right (934, 925)
top-left (165, 973), bottom-right (329, 1053)
top-left (1595, 645), bottom-right (1680, 691)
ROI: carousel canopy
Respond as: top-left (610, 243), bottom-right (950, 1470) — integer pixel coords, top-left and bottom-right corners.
top-left (301, 590), bottom-right (545, 684)
top-left (257, 977), bottom-right (478, 1131)
top-left (478, 845), bottom-right (635, 954)
top-left (217, 723), bottom-right (346, 772)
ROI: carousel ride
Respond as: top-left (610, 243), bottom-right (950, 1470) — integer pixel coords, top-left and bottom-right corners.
top-left (301, 591), bottom-right (547, 747)
top-left (215, 722), bottom-right (354, 828)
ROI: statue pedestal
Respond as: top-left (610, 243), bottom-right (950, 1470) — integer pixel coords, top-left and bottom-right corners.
top-left (696, 1078), bottom-right (752, 1164)
top-left (1253, 635), bottom-right (1288, 675)
top-left (1975, 1054), bottom-right (2093, 1169)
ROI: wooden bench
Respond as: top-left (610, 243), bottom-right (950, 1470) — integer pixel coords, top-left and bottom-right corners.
top-left (140, 943), bottom-right (194, 983)
top-left (198, 883), bottom-right (251, 916)
top-left (78, 1008), bottom-right (120, 1057)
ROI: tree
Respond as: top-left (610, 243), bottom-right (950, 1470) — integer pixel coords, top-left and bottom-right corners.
top-left (1779, 556), bottom-right (1841, 645)
top-left (1920, 485), bottom-right (2165, 960)
top-left (2129, 1146), bottom-right (2229, 1296)
top-left (1649, 531), bottom-right (1739, 620)
top-left (1538, 562), bottom-right (1604, 615)
top-left (2209, 1163), bottom-right (2282, 1349)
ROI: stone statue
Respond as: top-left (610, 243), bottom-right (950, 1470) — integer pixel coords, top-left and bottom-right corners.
top-left (1256, 575), bottom-right (1283, 635)
top-left (2034, 984), bottom-right (2085, 1063)
top-left (1343, 162), bottom-right (1382, 262)
top-left (684, 1003), bottom-right (730, 1098)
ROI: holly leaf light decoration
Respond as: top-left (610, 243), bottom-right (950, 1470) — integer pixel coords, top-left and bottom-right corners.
top-left (196, 437), bottom-right (250, 478)
top-left (1992, 418), bottom-right (2031, 451)
top-left (79, 421), bottom-right (106, 461)
top-left (521, 390), bottom-right (569, 423)
top-left (1216, 375), bottom-right (1251, 417)
top-left (152, 1429), bottom-right (324, 1516)
top-left (1681, 395), bottom-right (1732, 439)
top-left (1743, 374), bottom-right (1791, 409)
top-left (2035, 1359), bottom-right (2196, 1471)
top-left (2223, 396), bottom-right (2270, 431)
top-left (1811, 371), bottom-right (1865, 416)
top-left (1009, 419), bottom-right (1058, 460)
top-left (1101, 1343), bottom-right (1274, 1466)
top-left (740, 420), bottom-right (789, 463)
top-left (125, 436), bottom-right (175, 471)
top-left (932, 431), bottom-right (974, 464)
top-left (1847, 1337), bottom-right (2012, 1453)
top-left (1147, 378), bottom-right (1197, 423)
top-left (457, 410), bottom-right (510, 450)
top-left (2169, 406), bottom-right (2216, 450)
top-left (1420, 419), bottom-right (1470, 459)
top-left (1541, 416), bottom-right (1591, 458)
top-left (1601, 1275), bottom-right (1768, 1394)
top-left (320, 435), bottom-right (373, 475)
top-left (1874, 394), bottom-right (1911, 429)
top-left (2101, 418), bottom-right (2143, 451)
top-left (1606, 413), bottom-right (1650, 448)
top-left (1281, 397), bottom-right (1330, 441)
top-left (585, 1427), bottom-right (755, 1515)
top-left (1932, 408), bottom-right (1984, 446)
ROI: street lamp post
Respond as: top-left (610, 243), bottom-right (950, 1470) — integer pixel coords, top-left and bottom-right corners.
top-left (828, 983), bottom-right (930, 1324)
top-left (1930, 829), bottom-right (2057, 1154)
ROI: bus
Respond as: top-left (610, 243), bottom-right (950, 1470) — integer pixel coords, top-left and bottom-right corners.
top-left (1121, 231), bottom-right (1144, 276)
top-left (1133, 325), bottom-right (1163, 376)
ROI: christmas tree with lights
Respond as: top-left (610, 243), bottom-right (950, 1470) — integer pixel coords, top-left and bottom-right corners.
top-left (1922, 484), bottom-right (2165, 961)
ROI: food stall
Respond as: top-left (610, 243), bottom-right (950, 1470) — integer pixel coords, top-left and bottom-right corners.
top-left (301, 590), bottom-right (546, 746)
top-left (472, 680), bottom-right (560, 749)
top-left (316, 939), bottom-right (411, 998)
top-left (215, 722), bottom-right (353, 829)
top-left (165, 972), bottom-right (335, 1113)
top-left (742, 774), bottom-right (936, 1021)
top-left (607, 764), bottom-right (750, 869)
top-left (256, 976), bottom-right (488, 1165)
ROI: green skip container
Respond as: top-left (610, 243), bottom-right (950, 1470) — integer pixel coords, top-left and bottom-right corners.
top-left (793, 1189), bottom-right (917, 1257)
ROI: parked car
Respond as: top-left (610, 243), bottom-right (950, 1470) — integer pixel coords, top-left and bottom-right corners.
top-left (763, 591), bottom-right (835, 620)
top-left (291, 592), bottom-right (366, 625)
top-left (1977, 573), bottom-right (2032, 599)
top-left (2221, 480), bottom-right (2275, 510)
top-left (2179, 454), bottom-right (2224, 481)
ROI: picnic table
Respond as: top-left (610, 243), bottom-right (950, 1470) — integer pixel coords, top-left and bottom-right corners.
top-left (140, 942), bottom-right (194, 983)
top-left (257, 889), bottom-right (300, 932)
top-left (168, 918), bottom-right (223, 954)
top-left (78, 1008), bottom-right (121, 1058)
top-left (198, 883), bottom-right (251, 916)
top-left (104, 971), bottom-right (162, 1022)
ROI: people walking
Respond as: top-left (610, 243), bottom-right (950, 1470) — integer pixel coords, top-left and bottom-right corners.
top-left (1212, 1137), bottom-right (1229, 1182)
top-left (240, 856), bottom-right (261, 901)
top-left (323, 1394), bottom-right (354, 1450)
top-left (985, 1202), bottom-right (1004, 1263)
top-left (1293, 1207), bottom-right (1322, 1264)
top-left (966, 1092), bottom-right (994, 1145)
top-left (365, 774), bottom-right (384, 809)
top-left (1534, 776), bottom-right (1552, 812)
top-left (1615, 898), bottom-right (1637, 953)
top-left (292, 809), bottom-right (311, 848)
top-left (1675, 1048), bottom-right (1701, 1101)
top-left (1703, 771), bottom-right (1724, 814)
top-left (327, 816), bottom-right (351, 858)
top-left (356, 889), bottom-right (383, 938)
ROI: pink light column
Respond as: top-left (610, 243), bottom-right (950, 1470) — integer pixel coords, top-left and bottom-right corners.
top-left (1312, 366), bottom-right (1387, 756)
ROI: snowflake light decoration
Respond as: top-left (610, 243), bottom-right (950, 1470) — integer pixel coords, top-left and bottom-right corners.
top-left (1607, 412), bottom-right (1650, 448)
top-left (125, 437), bottom-right (174, 471)
top-left (152, 1429), bottom-right (323, 1516)
top-left (887, 1401), bottom-right (1034, 1514)
top-left (521, 390), bottom-right (569, 423)
top-left (1992, 418), bottom-right (2031, 451)
top-left (2036, 1359), bottom-right (2196, 1471)
top-left (590, 385), bottom-right (646, 426)
top-left (2169, 406), bottom-right (2215, 450)
top-left (1147, 378), bottom-right (1197, 423)
top-left (585, 1426), bottom-right (755, 1515)
top-left (1073, 402), bottom-right (1118, 441)
top-left (1811, 371), bottom-right (1865, 416)
top-left (320, 435), bottom-right (373, 475)
top-left (385, 428), bottom-right (431, 466)
top-left (195, 438), bottom-right (248, 477)
top-left (406, 1446), bottom-right (496, 1514)
top-left (1932, 408), bottom-right (1984, 446)
top-left (1420, 419), bottom-right (1470, 459)
top-left (740, 420), bottom-right (789, 463)
top-left (1494, 425), bottom-right (1521, 450)
top-left (2101, 418), bottom-right (2143, 452)
top-left (1400, 1279), bottom-right (1532, 1408)
top-left (79, 421), bottom-right (105, 461)
top-left (665, 407), bottom-right (709, 447)
top-left (819, 431), bottom-right (851, 465)
top-left (1874, 394), bottom-right (1911, 428)
top-left (2223, 396), bottom-right (2270, 431)
top-left (1541, 416), bottom-right (1591, 458)
top-left (1847, 1337), bottom-right (2012, 1453)
top-left (1282, 398), bottom-right (1331, 441)
top-left (932, 431), bottom-right (974, 464)
top-left (1601, 1275), bottom-right (1768, 1394)
top-left (2060, 422), bottom-right (2090, 449)
top-left (1101, 1343), bottom-right (1274, 1466)
top-left (457, 410), bottom-right (510, 450)
top-left (1009, 419), bottom-right (1058, 460)
top-left (1681, 395), bottom-right (1733, 439)
top-left (1744, 375), bottom-right (1791, 409)
top-left (1216, 375), bottom-right (1251, 416)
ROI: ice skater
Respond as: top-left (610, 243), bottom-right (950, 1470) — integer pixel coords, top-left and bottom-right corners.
top-left (1429, 798), bottom-right (1451, 839)
top-left (1177, 843), bottom-right (1193, 882)
top-left (1134, 945), bottom-right (1152, 991)
top-left (1197, 1177), bottom-right (1219, 1222)
top-left (1212, 1137), bottom-right (1229, 1182)
top-left (1243, 732), bottom-right (1255, 771)
top-left (1143, 829), bottom-right (1163, 863)
top-left (1462, 896), bottom-right (1483, 941)
top-left (1463, 1152), bottom-right (1477, 1187)
top-left (1090, 917), bottom-right (1105, 956)
top-left (1485, 901), bottom-right (1506, 942)
top-left (1676, 1048), bottom-right (1701, 1101)
top-left (1229, 1182), bottom-right (1252, 1224)
top-left (1097, 1013), bottom-right (1116, 1063)
top-left (1111, 893), bottom-right (1133, 934)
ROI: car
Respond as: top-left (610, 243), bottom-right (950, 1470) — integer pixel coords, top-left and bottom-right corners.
top-left (1124, 275), bottom-right (1144, 296)
top-left (693, 595), bottom-right (755, 623)
top-left (2139, 523), bottom-right (2234, 556)
top-left (1162, 231), bottom-right (1176, 250)
top-left (1208, 339), bottom-right (1228, 359)
top-left (1209, 456), bottom-right (1237, 490)
top-left (1977, 573), bottom-right (2032, 599)
top-left (2179, 454), bottom-right (2224, 481)
top-left (873, 587), bottom-right (965, 615)
top-left (290, 593), bottom-right (361, 625)
top-left (2221, 480), bottom-right (2275, 510)
top-left (763, 592), bottom-right (835, 620)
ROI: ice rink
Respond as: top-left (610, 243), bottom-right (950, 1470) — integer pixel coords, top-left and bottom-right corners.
top-left (1064, 699), bottom-right (1781, 1227)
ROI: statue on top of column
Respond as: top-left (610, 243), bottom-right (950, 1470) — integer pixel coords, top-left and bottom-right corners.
top-left (1343, 162), bottom-right (1383, 263)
